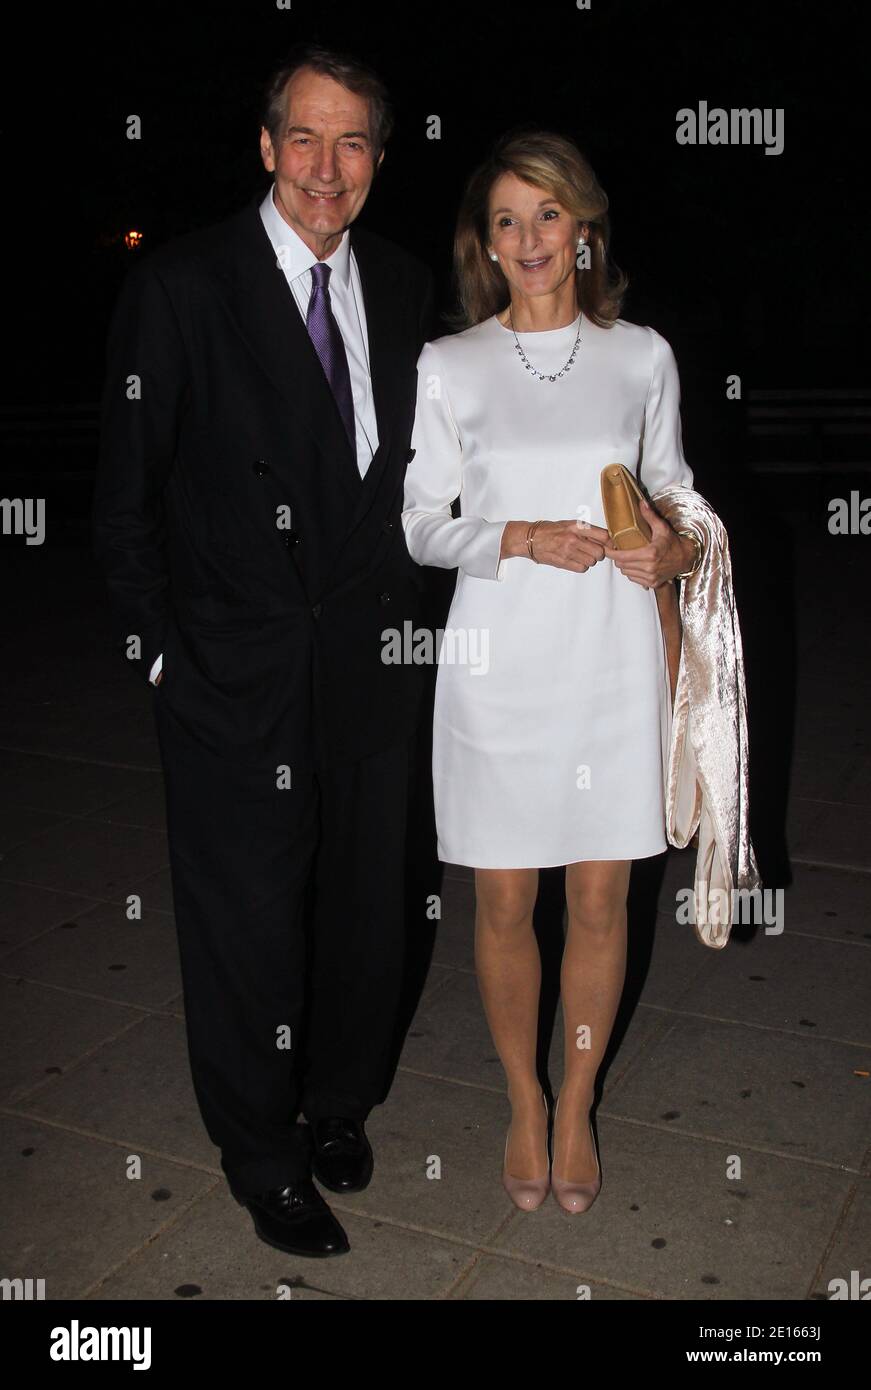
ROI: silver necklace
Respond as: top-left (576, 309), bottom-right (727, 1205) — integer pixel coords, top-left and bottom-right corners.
top-left (509, 308), bottom-right (582, 381)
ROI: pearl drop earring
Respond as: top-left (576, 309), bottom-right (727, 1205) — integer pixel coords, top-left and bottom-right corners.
top-left (489, 252), bottom-right (498, 261)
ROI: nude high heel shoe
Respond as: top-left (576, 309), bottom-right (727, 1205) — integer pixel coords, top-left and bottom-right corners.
top-left (502, 1091), bottom-right (550, 1211)
top-left (550, 1093), bottom-right (601, 1215)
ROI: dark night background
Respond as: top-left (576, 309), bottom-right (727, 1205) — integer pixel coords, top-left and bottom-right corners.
top-left (6, 0), bottom-right (869, 402)
top-left (1, 0), bottom-right (869, 1317)
top-left (2, 0), bottom-right (869, 885)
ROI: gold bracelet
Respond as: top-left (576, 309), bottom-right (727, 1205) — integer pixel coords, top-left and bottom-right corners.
top-left (526, 520), bottom-right (543, 563)
top-left (676, 529), bottom-right (703, 578)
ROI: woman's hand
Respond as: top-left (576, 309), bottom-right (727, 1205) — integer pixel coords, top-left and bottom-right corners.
top-left (500, 519), bottom-right (611, 572)
top-left (603, 498), bottom-right (696, 588)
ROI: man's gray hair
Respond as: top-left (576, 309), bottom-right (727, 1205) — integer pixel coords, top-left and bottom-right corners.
top-left (261, 42), bottom-right (393, 159)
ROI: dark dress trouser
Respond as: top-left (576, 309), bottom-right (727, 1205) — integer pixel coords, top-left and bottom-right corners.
top-left (152, 682), bottom-right (411, 1197)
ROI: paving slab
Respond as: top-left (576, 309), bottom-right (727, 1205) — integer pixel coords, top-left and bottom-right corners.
top-left (24, 1011), bottom-right (220, 1171)
top-left (0, 749), bottom-right (158, 817)
top-left (0, 976), bottom-right (144, 1104)
top-left (789, 751), bottom-right (863, 804)
top-left (94, 1183), bottom-right (479, 1301)
top-left (126, 866), bottom-right (176, 914)
top-left (0, 816), bottom-right (168, 901)
top-left (674, 930), bottom-right (869, 1043)
top-left (790, 801), bottom-right (871, 873)
top-left (0, 524), bottom-right (868, 1301)
top-left (776, 863), bottom-right (871, 944)
top-left (490, 1120), bottom-right (852, 1300)
top-left (79, 708), bottom-right (162, 771)
top-left (82, 777), bottom-right (168, 832)
top-left (810, 1178), bottom-right (871, 1300)
top-left (0, 1113), bottom-right (214, 1299)
top-left (329, 1069), bottom-right (528, 1246)
top-left (451, 1254), bottom-right (644, 1300)
top-left (0, 807), bottom-right (68, 856)
top-left (0, 880), bottom-right (102, 955)
top-left (398, 965), bottom-right (673, 1101)
top-left (431, 875), bottom-right (476, 971)
top-left (604, 1015), bottom-right (870, 1171)
top-left (631, 911), bottom-right (719, 1009)
top-left (0, 899), bottom-right (182, 1008)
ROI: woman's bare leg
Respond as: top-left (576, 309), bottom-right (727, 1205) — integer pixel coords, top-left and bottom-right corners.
top-left (554, 859), bottom-right (631, 1180)
top-left (474, 867), bottom-right (546, 1178)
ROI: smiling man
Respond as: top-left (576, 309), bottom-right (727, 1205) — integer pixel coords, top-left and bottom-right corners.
top-left (93, 43), bottom-right (434, 1258)
top-left (264, 65), bottom-right (380, 251)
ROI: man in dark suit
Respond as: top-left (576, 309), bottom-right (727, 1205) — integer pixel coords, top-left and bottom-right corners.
top-left (93, 43), bottom-right (434, 1257)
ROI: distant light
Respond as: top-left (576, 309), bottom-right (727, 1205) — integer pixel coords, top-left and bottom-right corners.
top-left (124, 229), bottom-right (144, 250)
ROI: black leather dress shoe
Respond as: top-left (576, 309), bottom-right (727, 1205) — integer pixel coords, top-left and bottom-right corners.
top-left (230, 1177), bottom-right (350, 1257)
top-left (311, 1117), bottom-right (374, 1193)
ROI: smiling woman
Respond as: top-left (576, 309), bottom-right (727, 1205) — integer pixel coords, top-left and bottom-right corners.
top-left (401, 125), bottom-right (716, 1217)
top-left (449, 127), bottom-right (627, 332)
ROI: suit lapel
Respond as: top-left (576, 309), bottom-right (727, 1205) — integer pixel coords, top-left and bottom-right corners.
top-left (214, 197), bottom-right (362, 503)
top-left (210, 199), bottom-right (408, 538)
top-left (347, 226), bottom-right (403, 513)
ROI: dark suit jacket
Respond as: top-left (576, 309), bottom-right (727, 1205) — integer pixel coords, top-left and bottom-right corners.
top-left (93, 191), bottom-right (435, 767)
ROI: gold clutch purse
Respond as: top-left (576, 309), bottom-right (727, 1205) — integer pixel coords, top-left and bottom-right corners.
top-left (600, 462), bottom-right (652, 549)
top-left (600, 463), bottom-right (682, 702)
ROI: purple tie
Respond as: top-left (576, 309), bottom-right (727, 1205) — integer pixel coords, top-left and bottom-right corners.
top-left (306, 261), bottom-right (356, 452)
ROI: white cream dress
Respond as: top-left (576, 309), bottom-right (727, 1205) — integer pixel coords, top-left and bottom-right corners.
top-left (401, 312), bottom-right (694, 868)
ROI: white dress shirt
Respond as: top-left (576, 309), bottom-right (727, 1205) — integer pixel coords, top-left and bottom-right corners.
top-left (149, 183), bottom-right (378, 685)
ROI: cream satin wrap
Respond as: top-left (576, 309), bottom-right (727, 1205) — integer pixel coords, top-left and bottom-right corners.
top-left (651, 486), bottom-right (762, 948)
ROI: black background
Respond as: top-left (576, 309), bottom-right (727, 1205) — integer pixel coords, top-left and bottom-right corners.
top-left (4, 0), bottom-right (867, 403)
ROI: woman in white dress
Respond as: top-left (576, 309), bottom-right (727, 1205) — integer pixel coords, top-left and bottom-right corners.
top-left (401, 131), bottom-right (702, 1214)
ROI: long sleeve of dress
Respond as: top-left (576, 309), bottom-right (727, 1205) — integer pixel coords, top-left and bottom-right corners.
top-left (638, 327), bottom-right (695, 497)
top-left (402, 340), bottom-right (509, 580)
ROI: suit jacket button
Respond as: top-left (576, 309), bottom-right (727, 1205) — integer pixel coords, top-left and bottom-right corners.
top-left (382, 518), bottom-right (394, 533)
top-left (378, 591), bottom-right (391, 605)
top-left (312, 602), bottom-right (322, 618)
top-left (406, 448), bottom-right (416, 462)
top-left (252, 459), bottom-right (270, 476)
top-left (282, 530), bottom-right (300, 546)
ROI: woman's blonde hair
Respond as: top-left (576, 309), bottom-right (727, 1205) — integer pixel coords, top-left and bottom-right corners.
top-left (448, 128), bottom-right (628, 331)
